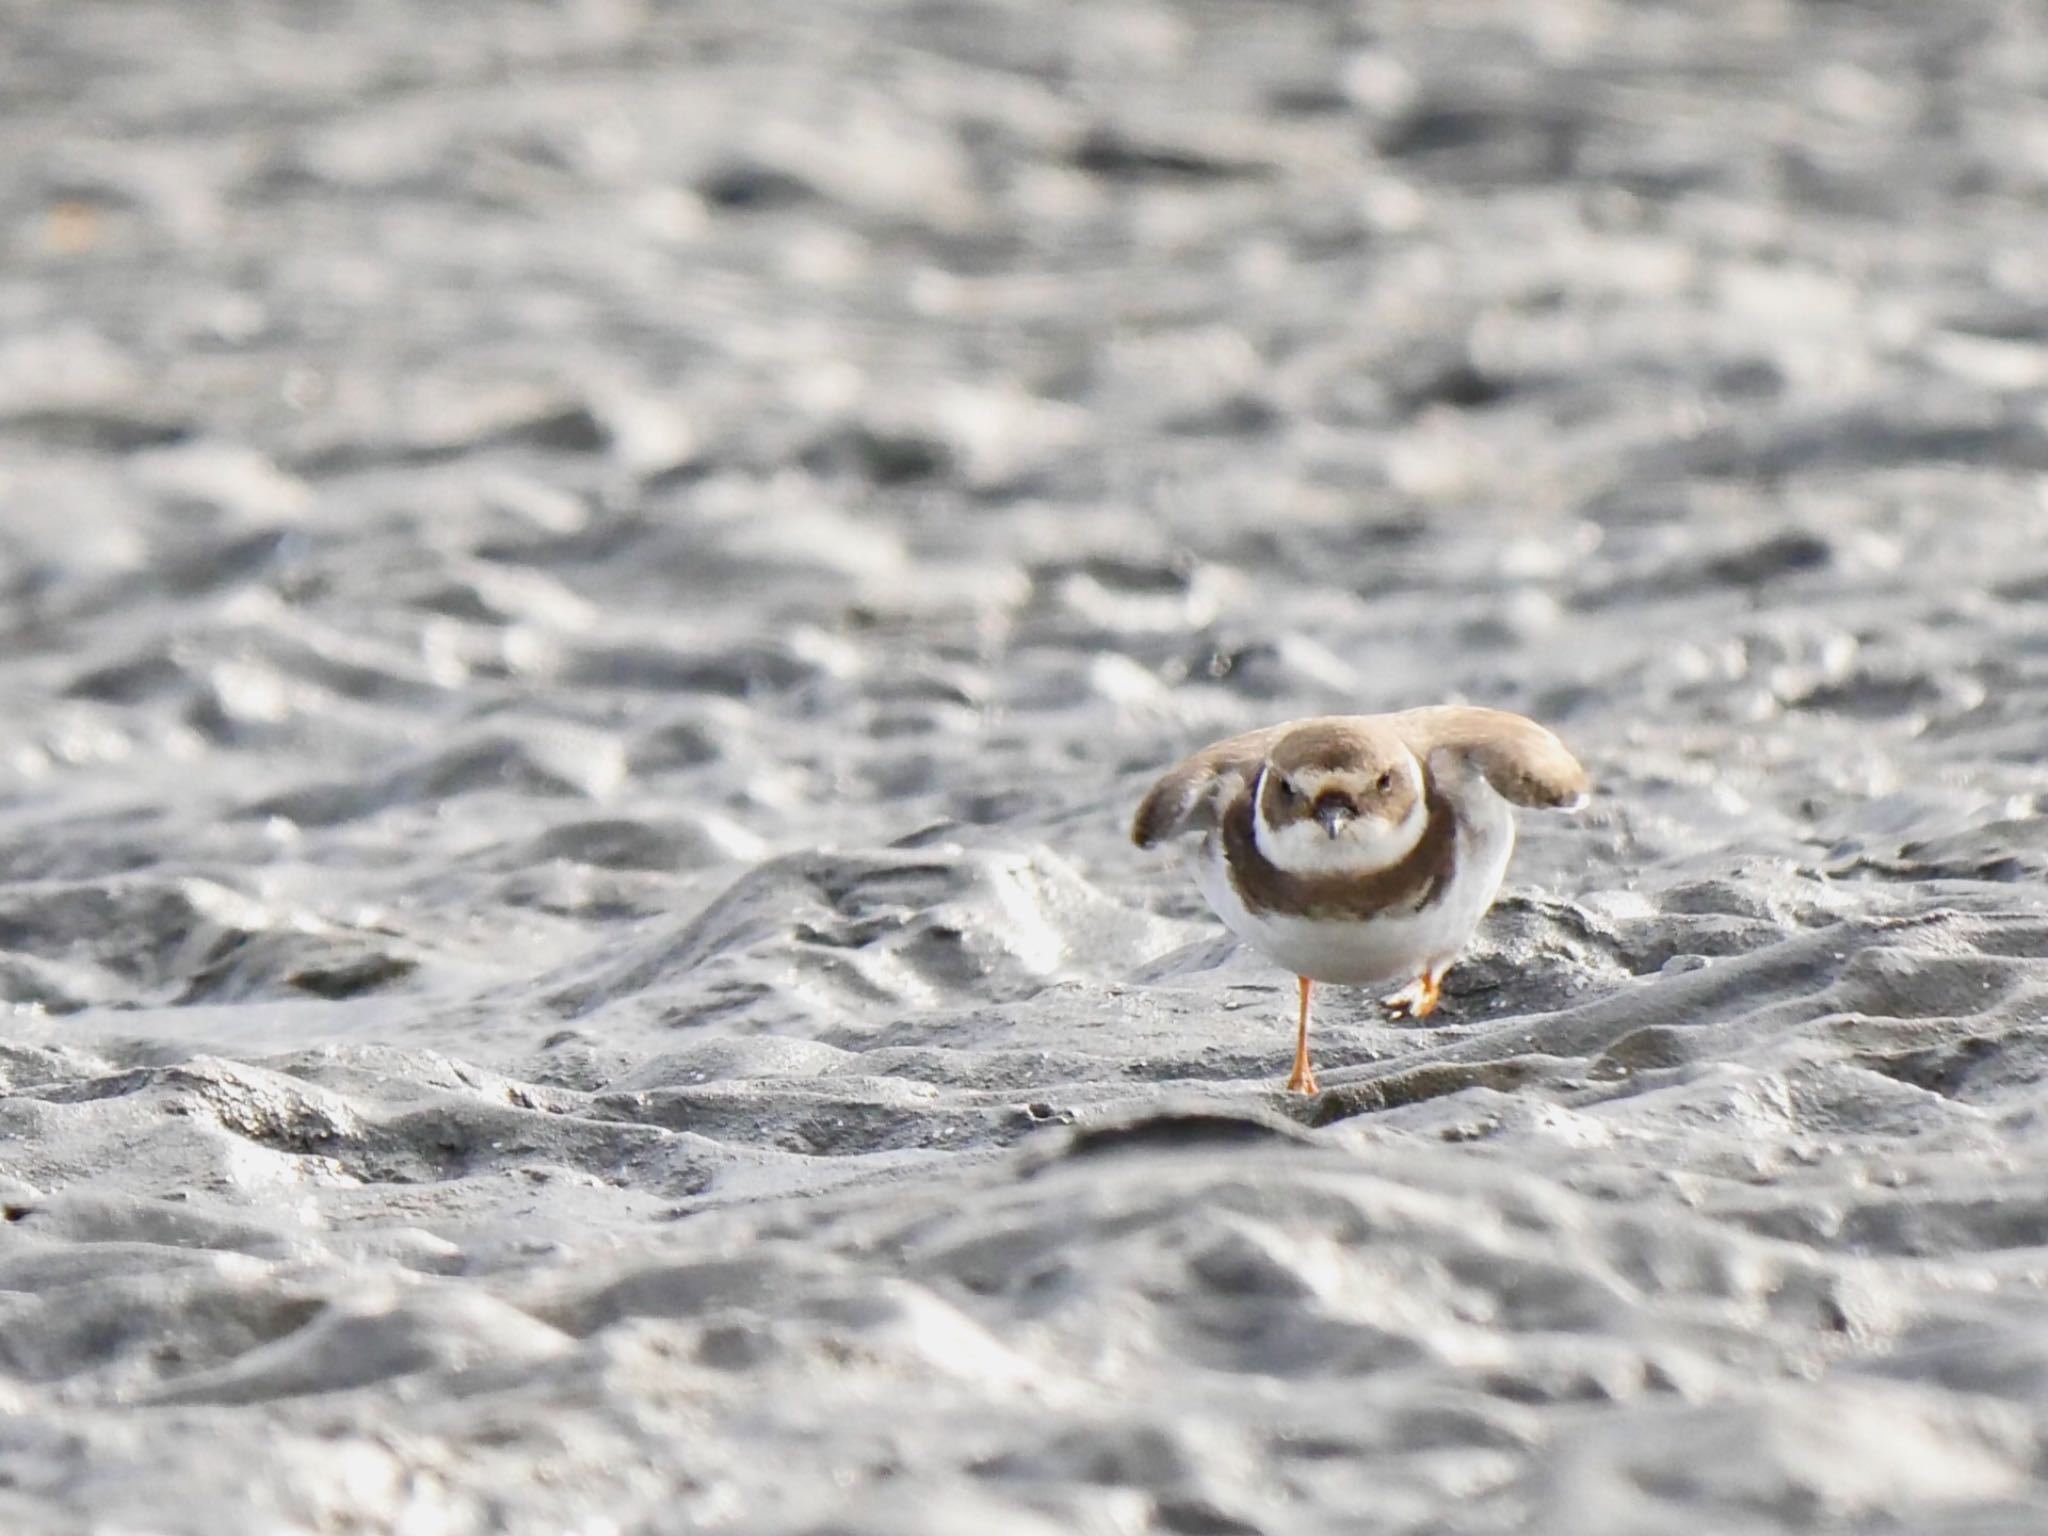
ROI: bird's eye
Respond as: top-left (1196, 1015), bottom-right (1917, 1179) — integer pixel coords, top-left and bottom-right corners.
top-left (1376, 770), bottom-right (1395, 792)
top-left (1281, 779), bottom-right (1301, 801)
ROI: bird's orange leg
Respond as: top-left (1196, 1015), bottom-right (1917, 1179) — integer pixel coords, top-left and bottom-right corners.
top-left (1285, 974), bottom-right (1319, 1095)
top-left (1382, 965), bottom-right (1447, 1019)
top-left (1412, 967), bottom-right (1443, 1017)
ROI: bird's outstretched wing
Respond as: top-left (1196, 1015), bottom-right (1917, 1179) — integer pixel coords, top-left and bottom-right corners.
top-left (1130, 724), bottom-right (1284, 847)
top-left (1391, 706), bottom-right (1589, 809)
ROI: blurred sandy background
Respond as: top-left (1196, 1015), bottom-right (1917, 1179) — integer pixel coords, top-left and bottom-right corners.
top-left (5, 2), bottom-right (2048, 1532)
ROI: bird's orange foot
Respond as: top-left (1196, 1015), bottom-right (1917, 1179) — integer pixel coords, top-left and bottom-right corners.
top-left (1382, 970), bottom-right (1444, 1019)
top-left (1284, 1061), bottom-right (1320, 1095)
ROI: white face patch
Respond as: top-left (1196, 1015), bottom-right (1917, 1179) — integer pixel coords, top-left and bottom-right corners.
top-left (1251, 757), bottom-right (1427, 875)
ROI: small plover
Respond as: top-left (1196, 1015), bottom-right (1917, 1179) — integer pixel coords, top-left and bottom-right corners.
top-left (1132, 707), bottom-right (1589, 1094)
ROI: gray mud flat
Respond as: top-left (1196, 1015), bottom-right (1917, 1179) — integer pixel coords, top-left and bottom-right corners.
top-left (5, 2), bottom-right (2048, 1532)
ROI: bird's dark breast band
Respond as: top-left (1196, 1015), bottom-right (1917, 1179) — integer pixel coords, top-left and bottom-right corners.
top-left (1220, 781), bottom-right (1458, 920)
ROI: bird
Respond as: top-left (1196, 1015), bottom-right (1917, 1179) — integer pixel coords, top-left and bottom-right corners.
top-left (1130, 706), bottom-right (1589, 1095)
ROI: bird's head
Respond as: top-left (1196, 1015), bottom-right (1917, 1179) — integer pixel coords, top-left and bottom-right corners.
top-left (1253, 721), bottom-right (1426, 873)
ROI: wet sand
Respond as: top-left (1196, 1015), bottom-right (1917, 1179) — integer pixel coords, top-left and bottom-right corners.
top-left (5, 1), bottom-right (2048, 1531)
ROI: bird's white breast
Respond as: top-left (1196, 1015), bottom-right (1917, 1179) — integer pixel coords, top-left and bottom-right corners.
top-left (1193, 764), bottom-right (1517, 987)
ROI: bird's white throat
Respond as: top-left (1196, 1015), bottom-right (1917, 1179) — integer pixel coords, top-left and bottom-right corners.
top-left (1250, 763), bottom-right (1429, 875)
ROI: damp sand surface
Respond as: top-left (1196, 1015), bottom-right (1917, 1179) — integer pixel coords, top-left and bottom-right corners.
top-left (5, 2), bottom-right (2048, 1532)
